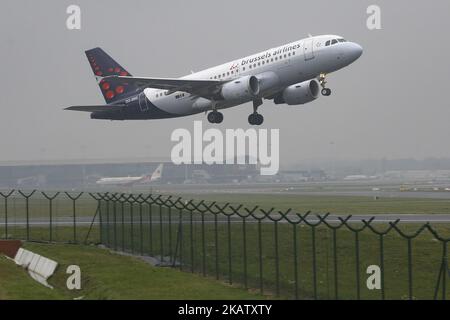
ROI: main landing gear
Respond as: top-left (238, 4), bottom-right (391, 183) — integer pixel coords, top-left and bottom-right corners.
top-left (248, 99), bottom-right (264, 126)
top-left (207, 110), bottom-right (223, 124)
top-left (319, 73), bottom-right (332, 96)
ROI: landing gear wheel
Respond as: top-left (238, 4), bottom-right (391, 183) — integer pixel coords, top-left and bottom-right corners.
top-left (319, 73), bottom-right (331, 96)
top-left (248, 113), bottom-right (264, 125)
top-left (207, 111), bottom-right (223, 124)
top-left (321, 88), bottom-right (332, 96)
top-left (215, 112), bottom-right (223, 123)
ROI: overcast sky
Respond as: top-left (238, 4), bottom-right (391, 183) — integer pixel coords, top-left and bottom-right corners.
top-left (1, 0), bottom-right (449, 166)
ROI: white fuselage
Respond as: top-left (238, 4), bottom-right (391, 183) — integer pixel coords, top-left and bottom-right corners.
top-left (143, 35), bottom-right (362, 116)
top-left (96, 176), bottom-right (144, 186)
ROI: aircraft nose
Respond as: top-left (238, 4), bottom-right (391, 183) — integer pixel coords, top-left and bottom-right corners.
top-left (347, 42), bottom-right (363, 61)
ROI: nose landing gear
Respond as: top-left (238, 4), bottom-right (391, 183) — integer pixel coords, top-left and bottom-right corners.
top-left (319, 73), bottom-right (332, 96)
top-left (248, 113), bottom-right (264, 125)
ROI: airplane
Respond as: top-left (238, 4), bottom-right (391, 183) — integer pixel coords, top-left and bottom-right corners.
top-left (96, 164), bottom-right (163, 186)
top-left (66, 35), bottom-right (362, 125)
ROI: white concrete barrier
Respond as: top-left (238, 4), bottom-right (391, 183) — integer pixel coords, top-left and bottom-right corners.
top-left (14, 248), bottom-right (58, 288)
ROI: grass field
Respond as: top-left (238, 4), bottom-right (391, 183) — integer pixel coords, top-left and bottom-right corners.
top-left (0, 242), bottom-right (265, 300)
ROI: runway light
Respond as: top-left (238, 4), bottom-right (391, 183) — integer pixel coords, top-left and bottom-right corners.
top-left (95, 71), bottom-right (103, 76)
top-left (102, 82), bottom-right (110, 90)
top-left (120, 71), bottom-right (128, 76)
top-left (114, 67), bottom-right (121, 73)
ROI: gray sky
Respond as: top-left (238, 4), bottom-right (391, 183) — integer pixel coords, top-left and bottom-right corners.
top-left (1, 0), bottom-right (450, 166)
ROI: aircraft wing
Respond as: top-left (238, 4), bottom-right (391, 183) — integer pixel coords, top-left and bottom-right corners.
top-left (65, 104), bottom-right (126, 112)
top-left (103, 76), bottom-right (226, 97)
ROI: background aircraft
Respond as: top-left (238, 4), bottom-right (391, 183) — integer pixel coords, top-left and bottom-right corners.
top-left (96, 163), bottom-right (163, 186)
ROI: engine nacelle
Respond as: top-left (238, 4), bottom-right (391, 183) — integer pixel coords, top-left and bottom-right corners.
top-left (274, 80), bottom-right (320, 105)
top-left (254, 71), bottom-right (281, 97)
top-left (220, 75), bottom-right (260, 101)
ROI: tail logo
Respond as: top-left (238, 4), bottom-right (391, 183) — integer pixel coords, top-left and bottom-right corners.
top-left (85, 47), bottom-right (133, 102)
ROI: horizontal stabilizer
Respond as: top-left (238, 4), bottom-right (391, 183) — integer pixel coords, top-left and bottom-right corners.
top-left (65, 105), bottom-right (126, 112)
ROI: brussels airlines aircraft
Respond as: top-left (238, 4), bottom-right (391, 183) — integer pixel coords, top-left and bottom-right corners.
top-left (66, 35), bottom-right (362, 125)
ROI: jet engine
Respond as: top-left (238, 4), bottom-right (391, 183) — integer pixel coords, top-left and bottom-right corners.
top-left (274, 80), bottom-right (320, 105)
top-left (220, 75), bottom-right (260, 100)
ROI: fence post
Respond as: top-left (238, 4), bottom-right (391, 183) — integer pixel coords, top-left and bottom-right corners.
top-left (198, 201), bottom-right (217, 277)
top-left (213, 202), bottom-right (233, 283)
top-left (312, 226), bottom-right (319, 299)
top-left (136, 195), bottom-right (145, 255)
top-left (443, 241), bottom-right (448, 300)
top-left (293, 222), bottom-right (299, 299)
top-left (89, 193), bottom-right (104, 243)
top-left (128, 195), bottom-right (136, 253)
top-left (379, 234), bottom-right (385, 300)
top-left (0, 190), bottom-right (15, 239)
top-left (407, 238), bottom-right (413, 300)
top-left (18, 190), bottom-right (36, 241)
top-left (65, 192), bottom-right (83, 243)
top-left (119, 194), bottom-right (129, 251)
top-left (41, 192), bottom-right (60, 242)
top-left (185, 199), bottom-right (201, 272)
top-left (211, 203), bottom-right (225, 280)
top-left (273, 209), bottom-right (290, 297)
top-left (110, 193), bottom-right (120, 251)
top-left (355, 231), bottom-right (361, 300)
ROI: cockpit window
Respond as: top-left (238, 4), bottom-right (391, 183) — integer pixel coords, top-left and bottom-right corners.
top-left (325, 40), bottom-right (330, 46)
top-left (331, 39), bottom-right (338, 45)
top-left (338, 38), bottom-right (346, 42)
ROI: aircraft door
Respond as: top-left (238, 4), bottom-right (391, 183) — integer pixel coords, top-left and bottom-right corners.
top-left (138, 91), bottom-right (149, 112)
top-left (303, 38), bottom-right (315, 60)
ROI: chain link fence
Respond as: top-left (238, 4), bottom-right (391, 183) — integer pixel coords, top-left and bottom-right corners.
top-left (1, 190), bottom-right (449, 300)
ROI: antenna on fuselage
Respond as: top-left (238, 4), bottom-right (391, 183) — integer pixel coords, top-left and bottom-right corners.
top-left (308, 33), bottom-right (313, 37)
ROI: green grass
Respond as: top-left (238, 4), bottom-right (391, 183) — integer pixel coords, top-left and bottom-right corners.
top-left (0, 255), bottom-right (62, 300)
top-left (0, 242), bottom-right (265, 300)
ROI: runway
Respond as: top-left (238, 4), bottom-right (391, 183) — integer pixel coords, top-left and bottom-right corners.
top-left (3, 214), bottom-right (450, 226)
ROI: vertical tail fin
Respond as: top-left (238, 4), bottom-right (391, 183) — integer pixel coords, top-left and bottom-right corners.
top-left (85, 47), bottom-right (135, 103)
top-left (150, 164), bottom-right (164, 182)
